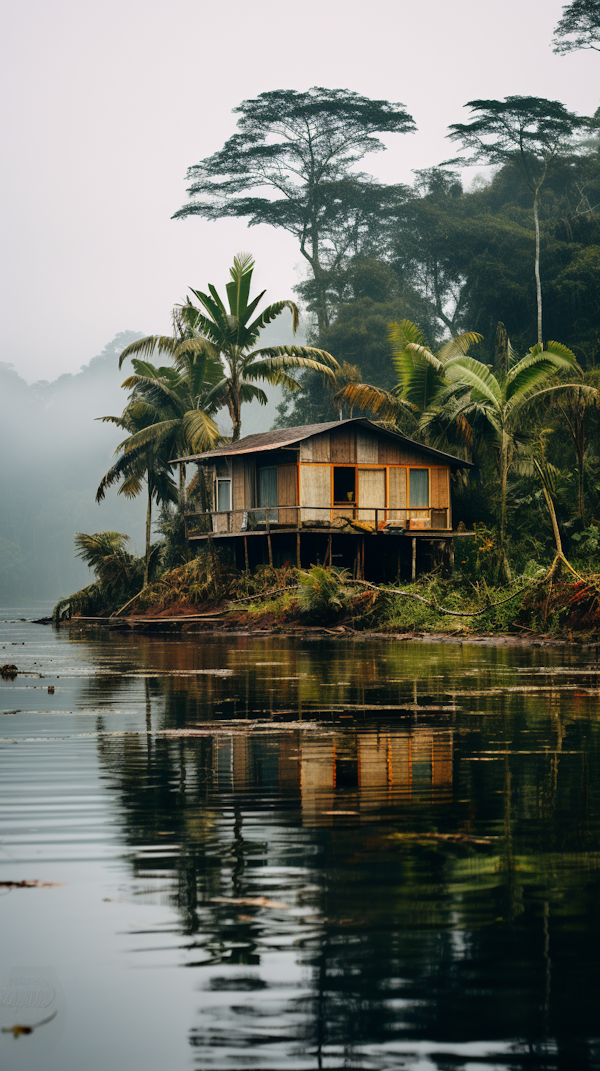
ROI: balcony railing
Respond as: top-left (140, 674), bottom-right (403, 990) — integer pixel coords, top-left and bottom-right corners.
top-left (185, 505), bottom-right (450, 536)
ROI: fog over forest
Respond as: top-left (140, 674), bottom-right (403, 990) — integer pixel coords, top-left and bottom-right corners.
top-left (0, 328), bottom-right (287, 604)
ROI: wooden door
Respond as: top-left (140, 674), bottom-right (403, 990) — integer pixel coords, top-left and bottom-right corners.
top-left (357, 468), bottom-right (386, 525)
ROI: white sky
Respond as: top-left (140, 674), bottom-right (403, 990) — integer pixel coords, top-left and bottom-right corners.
top-left (1, 0), bottom-right (597, 382)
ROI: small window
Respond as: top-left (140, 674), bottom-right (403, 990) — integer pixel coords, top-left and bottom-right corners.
top-left (333, 467), bottom-right (355, 503)
top-left (409, 469), bottom-right (429, 508)
top-left (217, 478), bottom-right (231, 512)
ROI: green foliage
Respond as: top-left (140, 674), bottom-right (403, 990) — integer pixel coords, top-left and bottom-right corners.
top-left (180, 252), bottom-right (338, 440)
top-left (297, 566), bottom-right (353, 623)
top-left (173, 88), bottom-right (415, 332)
top-left (571, 524), bottom-right (600, 564)
top-left (156, 506), bottom-right (190, 571)
top-left (553, 0), bottom-right (600, 54)
top-left (52, 530), bottom-right (156, 621)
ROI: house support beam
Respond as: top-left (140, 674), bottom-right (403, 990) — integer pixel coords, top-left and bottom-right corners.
top-left (266, 515), bottom-right (273, 568)
top-left (411, 537), bottom-right (417, 582)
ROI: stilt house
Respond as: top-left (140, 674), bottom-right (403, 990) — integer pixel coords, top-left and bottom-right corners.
top-left (177, 419), bottom-right (474, 581)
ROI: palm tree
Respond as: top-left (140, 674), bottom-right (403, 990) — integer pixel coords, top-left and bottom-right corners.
top-left (423, 341), bottom-right (580, 580)
top-left (336, 319), bottom-right (482, 440)
top-left (179, 252), bottom-right (339, 441)
top-left (115, 332), bottom-right (223, 500)
top-left (338, 319), bottom-right (581, 581)
top-left (96, 398), bottom-right (178, 587)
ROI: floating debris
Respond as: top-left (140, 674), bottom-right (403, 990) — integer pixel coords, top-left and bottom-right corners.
top-left (0, 880), bottom-right (65, 889)
top-left (1, 1009), bottom-right (58, 1038)
top-left (210, 895), bottom-right (290, 909)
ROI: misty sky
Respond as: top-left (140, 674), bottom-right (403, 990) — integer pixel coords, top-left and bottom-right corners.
top-left (1, 0), bottom-right (597, 382)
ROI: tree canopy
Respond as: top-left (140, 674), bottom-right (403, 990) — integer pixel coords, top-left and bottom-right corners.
top-left (552, 0), bottom-right (600, 53)
top-left (173, 88), bottom-right (415, 333)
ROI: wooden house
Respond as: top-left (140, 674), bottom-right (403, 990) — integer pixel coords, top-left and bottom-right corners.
top-left (176, 419), bottom-right (474, 581)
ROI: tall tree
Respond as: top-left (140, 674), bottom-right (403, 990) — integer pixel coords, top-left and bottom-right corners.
top-left (173, 88), bottom-right (415, 334)
top-left (552, 0), bottom-right (600, 53)
top-left (423, 341), bottom-right (580, 580)
top-left (179, 252), bottom-right (338, 441)
top-left (447, 97), bottom-right (589, 345)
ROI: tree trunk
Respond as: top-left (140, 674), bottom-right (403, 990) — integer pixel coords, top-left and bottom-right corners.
top-left (576, 408), bottom-right (586, 526)
top-left (533, 187), bottom-right (543, 346)
top-left (498, 430), bottom-right (511, 583)
top-left (179, 462), bottom-right (186, 509)
top-left (144, 485), bottom-right (152, 588)
top-left (533, 459), bottom-right (564, 559)
top-left (228, 380), bottom-right (242, 442)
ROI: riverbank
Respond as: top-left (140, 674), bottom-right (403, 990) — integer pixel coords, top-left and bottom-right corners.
top-left (53, 558), bottom-right (600, 644)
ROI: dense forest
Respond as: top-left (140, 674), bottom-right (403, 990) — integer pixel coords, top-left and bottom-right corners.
top-left (171, 82), bottom-right (600, 581)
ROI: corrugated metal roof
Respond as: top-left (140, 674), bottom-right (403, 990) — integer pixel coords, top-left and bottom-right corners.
top-left (173, 418), bottom-right (474, 468)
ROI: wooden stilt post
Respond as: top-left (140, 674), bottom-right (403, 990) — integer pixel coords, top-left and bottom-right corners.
top-left (449, 539), bottom-right (455, 571)
top-left (266, 515), bottom-right (273, 568)
top-left (296, 531), bottom-right (301, 569)
top-left (411, 537), bottom-right (417, 581)
top-left (327, 533), bottom-right (332, 568)
top-left (244, 535), bottom-right (249, 573)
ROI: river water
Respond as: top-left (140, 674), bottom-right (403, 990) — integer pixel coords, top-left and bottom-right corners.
top-left (1, 611), bottom-right (599, 1070)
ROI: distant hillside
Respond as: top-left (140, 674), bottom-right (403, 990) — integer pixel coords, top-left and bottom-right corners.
top-left (0, 325), bottom-right (293, 604)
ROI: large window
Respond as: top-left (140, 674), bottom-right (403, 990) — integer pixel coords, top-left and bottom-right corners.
top-left (409, 468), bottom-right (429, 508)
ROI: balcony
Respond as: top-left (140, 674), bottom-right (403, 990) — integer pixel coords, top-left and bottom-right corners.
top-left (184, 505), bottom-right (451, 538)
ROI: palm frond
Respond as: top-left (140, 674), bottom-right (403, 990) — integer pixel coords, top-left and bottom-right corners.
top-left (444, 357), bottom-right (502, 406)
top-left (225, 251), bottom-right (255, 319)
top-left (246, 301), bottom-right (300, 339)
top-left (334, 382), bottom-right (405, 422)
top-left (179, 410), bottom-right (221, 453)
top-left (246, 346), bottom-right (338, 370)
top-left (239, 383), bottom-right (269, 405)
top-left (118, 336), bottom-right (178, 369)
top-left (436, 331), bottom-right (483, 363)
top-left (388, 319), bottom-right (430, 353)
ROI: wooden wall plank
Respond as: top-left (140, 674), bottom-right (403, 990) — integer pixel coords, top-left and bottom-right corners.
top-left (300, 439), bottom-right (313, 461)
top-left (378, 439), bottom-right (400, 464)
top-left (356, 428), bottom-right (378, 463)
top-left (232, 458), bottom-right (245, 510)
top-left (357, 469), bottom-right (386, 523)
top-left (278, 464), bottom-right (298, 524)
top-left (330, 426), bottom-right (356, 463)
top-left (430, 467), bottom-right (450, 508)
top-left (311, 432), bottom-right (330, 462)
top-left (388, 467), bottom-right (407, 521)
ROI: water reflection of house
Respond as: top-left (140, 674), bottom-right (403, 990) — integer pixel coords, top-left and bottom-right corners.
top-left (212, 729), bottom-right (453, 822)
